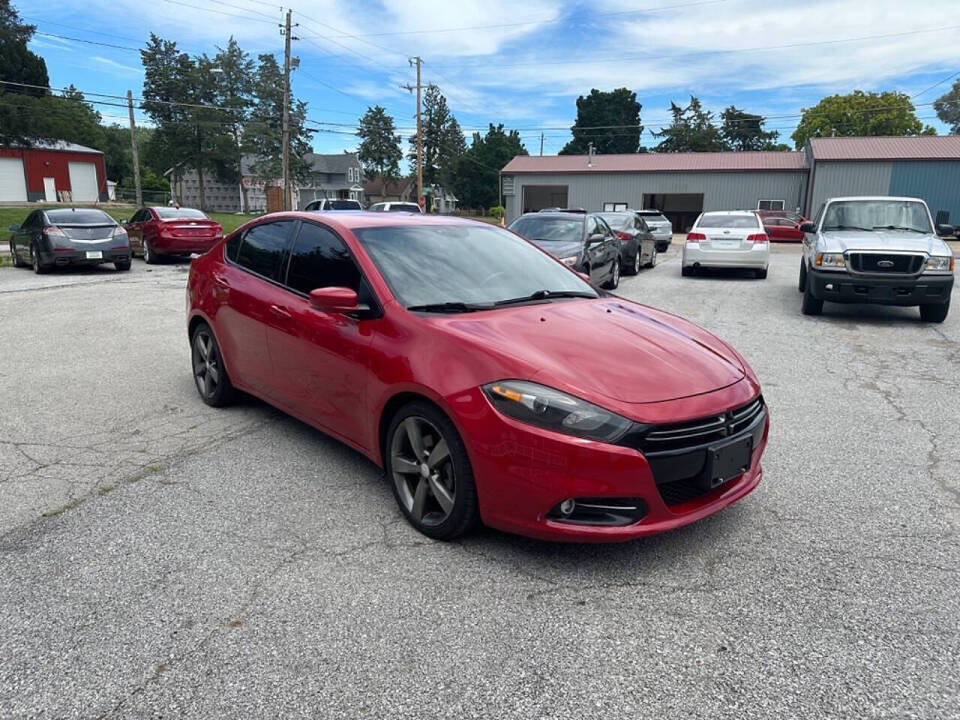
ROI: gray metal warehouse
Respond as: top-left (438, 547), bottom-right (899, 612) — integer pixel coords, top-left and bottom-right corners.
top-left (500, 135), bottom-right (960, 231)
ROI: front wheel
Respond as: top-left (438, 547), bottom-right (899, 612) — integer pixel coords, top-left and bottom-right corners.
top-left (681, 265), bottom-right (695, 277)
top-left (920, 301), bottom-right (950, 323)
top-left (755, 267), bottom-right (767, 279)
top-left (10, 241), bottom-right (26, 268)
top-left (191, 323), bottom-right (236, 407)
top-left (798, 259), bottom-right (807, 292)
top-left (801, 277), bottom-right (823, 316)
top-left (604, 259), bottom-right (621, 289)
top-left (385, 402), bottom-right (479, 540)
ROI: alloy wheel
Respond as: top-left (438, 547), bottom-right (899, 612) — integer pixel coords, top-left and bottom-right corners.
top-left (192, 328), bottom-right (221, 399)
top-left (390, 416), bottom-right (456, 527)
top-left (633, 252), bottom-right (640, 274)
top-left (143, 238), bottom-right (152, 263)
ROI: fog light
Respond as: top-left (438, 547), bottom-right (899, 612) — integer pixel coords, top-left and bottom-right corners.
top-left (825, 283), bottom-right (834, 291)
top-left (559, 499), bottom-right (576, 516)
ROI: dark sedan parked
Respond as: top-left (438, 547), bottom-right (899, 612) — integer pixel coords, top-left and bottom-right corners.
top-left (508, 211), bottom-right (621, 289)
top-left (598, 211), bottom-right (658, 274)
top-left (9, 208), bottom-right (131, 274)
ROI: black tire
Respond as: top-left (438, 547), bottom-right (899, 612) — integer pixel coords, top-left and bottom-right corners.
top-left (681, 265), bottom-right (695, 277)
top-left (31, 244), bottom-right (49, 274)
top-left (190, 323), bottom-right (236, 407)
top-left (626, 249), bottom-right (641, 275)
top-left (798, 259), bottom-right (807, 292)
top-left (115, 260), bottom-right (131, 272)
top-left (143, 237), bottom-right (159, 264)
top-left (385, 401), bottom-right (479, 540)
top-left (920, 301), bottom-right (950, 323)
top-left (10, 241), bottom-right (26, 268)
top-left (801, 277), bottom-right (823, 316)
top-left (755, 267), bottom-right (768, 279)
top-left (646, 246), bottom-right (657, 268)
top-left (603, 259), bottom-right (621, 289)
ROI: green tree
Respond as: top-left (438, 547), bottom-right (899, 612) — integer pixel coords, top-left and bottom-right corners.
top-left (0, 0), bottom-right (52, 143)
top-left (242, 53), bottom-right (314, 184)
top-left (653, 97), bottom-right (728, 152)
top-left (206, 38), bottom-right (254, 208)
top-left (408, 85), bottom-right (463, 188)
top-left (357, 105), bottom-right (403, 182)
top-left (560, 88), bottom-right (643, 155)
top-left (933, 79), bottom-right (960, 134)
top-left (720, 106), bottom-right (781, 151)
top-left (451, 123), bottom-right (527, 211)
top-left (791, 90), bottom-right (935, 148)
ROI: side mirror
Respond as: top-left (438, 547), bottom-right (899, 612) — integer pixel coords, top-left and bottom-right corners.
top-left (588, 233), bottom-right (605, 245)
top-left (309, 287), bottom-right (359, 313)
top-left (799, 222), bottom-right (817, 234)
top-left (8, 224), bottom-right (19, 232)
top-left (936, 223), bottom-right (955, 237)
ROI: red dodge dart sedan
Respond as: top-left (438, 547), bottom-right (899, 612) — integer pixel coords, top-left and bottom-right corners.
top-left (187, 212), bottom-right (769, 542)
top-left (124, 206), bottom-right (223, 263)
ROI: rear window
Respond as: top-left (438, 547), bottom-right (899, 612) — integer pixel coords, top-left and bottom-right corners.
top-left (155, 208), bottom-right (208, 219)
top-left (598, 213), bottom-right (632, 230)
top-left (325, 200), bottom-right (362, 210)
top-left (696, 213), bottom-right (760, 229)
top-left (640, 213), bottom-right (669, 224)
top-left (387, 204), bottom-right (420, 212)
top-left (45, 209), bottom-right (114, 225)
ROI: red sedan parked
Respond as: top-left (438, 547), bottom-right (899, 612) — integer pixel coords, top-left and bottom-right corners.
top-left (187, 212), bottom-right (769, 542)
top-left (763, 217), bottom-right (805, 242)
top-left (124, 206), bottom-right (223, 263)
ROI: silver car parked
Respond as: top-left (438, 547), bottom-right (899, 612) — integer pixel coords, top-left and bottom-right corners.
top-left (636, 210), bottom-right (673, 251)
top-left (799, 196), bottom-right (955, 322)
top-left (681, 210), bottom-right (770, 279)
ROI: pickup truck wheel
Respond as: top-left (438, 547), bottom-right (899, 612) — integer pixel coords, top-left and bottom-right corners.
top-left (755, 267), bottom-right (768, 279)
top-left (801, 279), bottom-right (823, 316)
top-left (681, 265), bottom-right (694, 277)
top-left (920, 301), bottom-right (949, 323)
top-left (798, 260), bottom-right (807, 292)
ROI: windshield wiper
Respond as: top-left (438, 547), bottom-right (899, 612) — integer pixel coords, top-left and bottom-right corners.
top-left (494, 289), bottom-right (597, 307)
top-left (872, 225), bottom-right (926, 233)
top-left (406, 301), bottom-right (492, 314)
top-left (823, 225), bottom-right (872, 232)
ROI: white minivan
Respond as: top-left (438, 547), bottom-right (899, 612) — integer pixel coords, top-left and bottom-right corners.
top-left (682, 210), bottom-right (770, 279)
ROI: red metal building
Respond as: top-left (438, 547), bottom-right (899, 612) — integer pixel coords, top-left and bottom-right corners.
top-left (0, 141), bottom-right (107, 203)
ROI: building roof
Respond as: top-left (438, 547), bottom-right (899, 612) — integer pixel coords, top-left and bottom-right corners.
top-left (809, 135), bottom-right (960, 161)
top-left (364, 176), bottom-right (413, 196)
top-left (304, 152), bottom-right (359, 174)
top-left (7, 140), bottom-right (103, 155)
top-left (501, 151), bottom-right (807, 174)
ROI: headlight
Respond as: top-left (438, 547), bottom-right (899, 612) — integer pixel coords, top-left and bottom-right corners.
top-left (559, 255), bottom-right (578, 267)
top-left (484, 380), bottom-right (632, 443)
top-left (925, 255), bottom-right (954, 272)
top-left (815, 252), bottom-right (846, 270)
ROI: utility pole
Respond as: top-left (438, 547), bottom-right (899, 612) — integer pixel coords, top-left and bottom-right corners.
top-left (281, 9), bottom-right (293, 211)
top-left (539, 132), bottom-right (544, 156)
top-left (126, 90), bottom-right (142, 207)
top-left (401, 57), bottom-right (423, 210)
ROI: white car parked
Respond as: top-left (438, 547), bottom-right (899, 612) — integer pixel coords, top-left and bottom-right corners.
top-left (368, 201), bottom-right (422, 213)
top-left (682, 210), bottom-right (770, 279)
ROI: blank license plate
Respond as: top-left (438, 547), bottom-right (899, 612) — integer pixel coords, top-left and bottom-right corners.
top-left (85, 251), bottom-right (103, 259)
top-left (707, 436), bottom-right (752, 488)
top-left (713, 241), bottom-right (739, 249)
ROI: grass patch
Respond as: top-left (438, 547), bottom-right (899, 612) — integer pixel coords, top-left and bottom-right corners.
top-left (41, 497), bottom-right (85, 518)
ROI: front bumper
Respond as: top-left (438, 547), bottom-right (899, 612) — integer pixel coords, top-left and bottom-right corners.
top-left (808, 268), bottom-right (954, 306)
top-left (449, 385), bottom-right (769, 542)
top-left (683, 243), bottom-right (769, 269)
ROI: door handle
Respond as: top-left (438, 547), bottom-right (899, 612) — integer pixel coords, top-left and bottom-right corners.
top-left (269, 304), bottom-right (291, 320)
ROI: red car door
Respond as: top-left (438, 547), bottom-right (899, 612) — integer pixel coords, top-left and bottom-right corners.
top-left (764, 219), bottom-right (803, 241)
top-left (213, 219), bottom-right (297, 398)
top-left (264, 220), bottom-right (376, 449)
top-left (123, 209), bottom-right (145, 253)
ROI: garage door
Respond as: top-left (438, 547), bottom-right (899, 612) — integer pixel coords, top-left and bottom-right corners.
top-left (0, 157), bottom-right (28, 202)
top-left (68, 162), bottom-right (99, 202)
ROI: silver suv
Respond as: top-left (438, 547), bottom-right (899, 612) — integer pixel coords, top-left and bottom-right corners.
top-left (635, 210), bottom-right (673, 251)
top-left (799, 196), bottom-right (955, 322)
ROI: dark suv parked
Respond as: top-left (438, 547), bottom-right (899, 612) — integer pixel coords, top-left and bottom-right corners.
top-left (508, 211), bottom-right (621, 288)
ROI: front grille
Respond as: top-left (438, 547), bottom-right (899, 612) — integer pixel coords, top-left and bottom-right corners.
top-left (620, 396), bottom-right (766, 508)
top-left (848, 253), bottom-right (924, 274)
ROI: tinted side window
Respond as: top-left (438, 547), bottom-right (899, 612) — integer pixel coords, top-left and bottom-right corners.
top-left (285, 221), bottom-right (361, 295)
top-left (235, 221), bottom-right (295, 280)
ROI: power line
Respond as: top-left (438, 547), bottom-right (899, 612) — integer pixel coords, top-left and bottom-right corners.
top-left (911, 71), bottom-right (960, 100)
top-left (34, 31), bottom-right (141, 52)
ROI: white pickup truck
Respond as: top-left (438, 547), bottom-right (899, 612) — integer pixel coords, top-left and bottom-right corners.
top-left (798, 196), bottom-right (955, 322)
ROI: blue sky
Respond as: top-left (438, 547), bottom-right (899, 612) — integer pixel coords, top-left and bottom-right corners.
top-left (23, 0), bottom-right (960, 161)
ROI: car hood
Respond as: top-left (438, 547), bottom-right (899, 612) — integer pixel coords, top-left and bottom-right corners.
top-left (528, 239), bottom-right (582, 259)
top-left (430, 298), bottom-right (745, 405)
top-left (821, 230), bottom-right (952, 255)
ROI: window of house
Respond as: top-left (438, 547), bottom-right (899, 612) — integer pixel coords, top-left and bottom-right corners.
top-left (603, 202), bottom-right (627, 211)
top-left (758, 199), bottom-right (785, 210)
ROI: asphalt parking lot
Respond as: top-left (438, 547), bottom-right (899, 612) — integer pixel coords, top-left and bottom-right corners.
top-left (1, 243), bottom-right (958, 719)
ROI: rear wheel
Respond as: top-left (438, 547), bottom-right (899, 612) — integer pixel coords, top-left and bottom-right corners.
top-left (143, 237), bottom-right (159, 264)
top-left (191, 323), bottom-right (235, 407)
top-left (801, 277), bottom-right (823, 316)
top-left (627, 250), bottom-right (641, 275)
top-left (604, 258), bottom-right (621, 289)
top-left (386, 402), bottom-right (479, 540)
top-left (31, 244), bottom-right (49, 274)
top-left (646, 246), bottom-right (657, 268)
top-left (115, 259), bottom-right (131, 272)
top-left (755, 267), bottom-right (768, 279)
top-left (920, 301), bottom-right (950, 323)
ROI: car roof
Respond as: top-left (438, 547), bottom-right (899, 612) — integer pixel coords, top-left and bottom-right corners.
top-left (522, 211), bottom-right (586, 220)
top-left (256, 211), bottom-right (492, 231)
top-left (826, 196), bottom-right (924, 203)
top-left (700, 210), bottom-right (758, 215)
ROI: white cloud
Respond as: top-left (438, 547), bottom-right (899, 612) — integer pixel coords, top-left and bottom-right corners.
top-left (91, 56), bottom-right (142, 74)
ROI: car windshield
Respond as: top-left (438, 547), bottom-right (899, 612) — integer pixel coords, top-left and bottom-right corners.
top-left (697, 214), bottom-right (760, 229)
top-left (354, 223), bottom-right (598, 309)
top-left (508, 216), bottom-right (583, 243)
top-left (598, 213), bottom-right (632, 230)
top-left (45, 209), bottom-right (114, 225)
top-left (823, 200), bottom-right (932, 233)
top-left (155, 208), bottom-right (207, 219)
